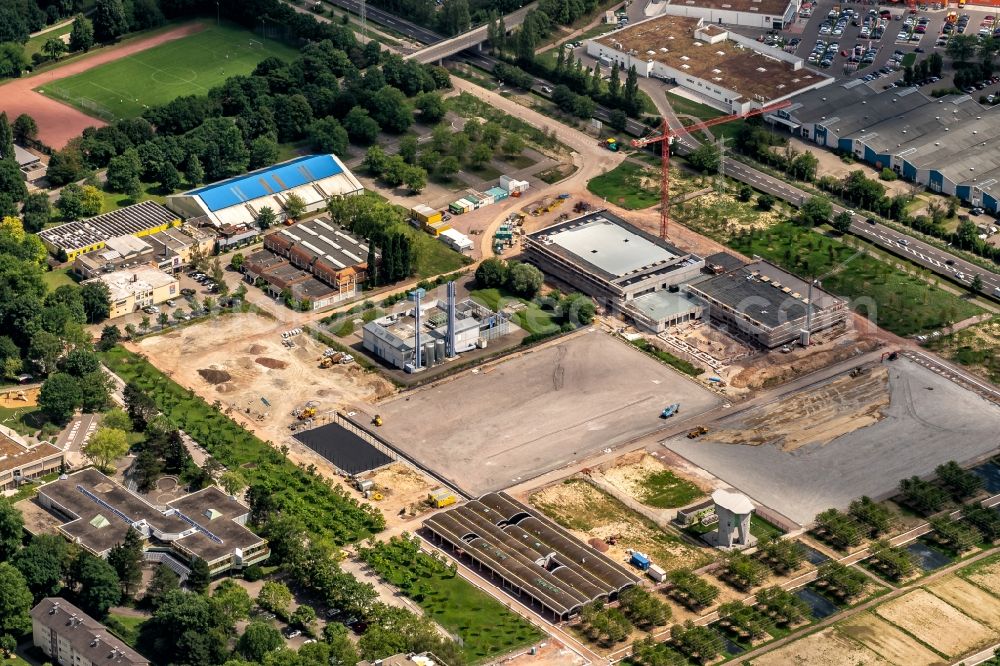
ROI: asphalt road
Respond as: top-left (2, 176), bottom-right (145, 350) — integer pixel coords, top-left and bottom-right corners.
top-left (323, 0), bottom-right (445, 43)
top-left (331, 0), bottom-right (1000, 300)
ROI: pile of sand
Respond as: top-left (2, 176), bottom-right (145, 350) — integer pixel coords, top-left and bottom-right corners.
top-left (248, 344), bottom-right (267, 354)
top-left (255, 357), bottom-right (288, 369)
top-left (198, 368), bottom-right (231, 384)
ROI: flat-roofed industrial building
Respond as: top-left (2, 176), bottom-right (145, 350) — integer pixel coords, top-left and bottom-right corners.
top-left (686, 260), bottom-right (847, 347)
top-left (167, 154), bottom-right (363, 228)
top-left (424, 492), bottom-right (640, 620)
top-left (39, 202), bottom-right (182, 261)
top-left (524, 210), bottom-right (705, 331)
top-left (587, 16), bottom-right (831, 115)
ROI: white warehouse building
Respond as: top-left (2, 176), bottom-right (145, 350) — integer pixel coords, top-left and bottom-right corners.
top-left (587, 16), bottom-right (832, 114)
top-left (649, 0), bottom-right (800, 30)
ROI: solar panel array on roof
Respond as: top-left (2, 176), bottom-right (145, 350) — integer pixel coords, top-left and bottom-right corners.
top-left (189, 155), bottom-right (344, 212)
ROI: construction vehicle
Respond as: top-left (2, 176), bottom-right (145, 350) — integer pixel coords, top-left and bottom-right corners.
top-left (371, 414), bottom-right (383, 426)
top-left (320, 356), bottom-right (333, 368)
top-left (297, 407), bottom-right (316, 420)
top-left (631, 100), bottom-right (790, 239)
top-left (557, 193), bottom-right (570, 200)
top-left (881, 351), bottom-right (899, 362)
top-left (601, 137), bottom-right (620, 151)
top-left (849, 366), bottom-right (870, 378)
top-left (573, 201), bottom-right (592, 213)
top-left (660, 403), bottom-right (680, 419)
top-left (687, 425), bottom-right (709, 439)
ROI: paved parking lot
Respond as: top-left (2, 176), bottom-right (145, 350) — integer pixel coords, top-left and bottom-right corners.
top-left (662, 357), bottom-right (1000, 525)
top-left (784, 0), bottom-right (1000, 96)
top-left (375, 330), bottom-right (722, 495)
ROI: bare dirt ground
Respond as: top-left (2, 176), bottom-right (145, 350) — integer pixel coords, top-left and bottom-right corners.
top-left (0, 23), bottom-right (204, 148)
top-left (751, 626), bottom-right (889, 666)
top-left (0, 386), bottom-right (39, 408)
top-left (504, 638), bottom-right (587, 665)
top-left (592, 450), bottom-right (708, 509)
top-left (361, 463), bottom-right (438, 529)
top-left (837, 613), bottom-right (944, 666)
top-left (727, 329), bottom-right (882, 390)
top-left (133, 314), bottom-right (394, 447)
top-left (963, 558), bottom-right (1000, 597)
top-left (874, 589), bottom-right (996, 658)
top-left (702, 366), bottom-right (890, 452)
top-left (526, 478), bottom-right (713, 572)
top-left (927, 575), bottom-right (1000, 632)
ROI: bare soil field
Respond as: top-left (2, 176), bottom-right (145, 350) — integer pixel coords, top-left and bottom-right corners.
top-left (362, 463), bottom-right (439, 530)
top-left (961, 555), bottom-right (1000, 597)
top-left (374, 330), bottom-right (721, 495)
top-left (727, 330), bottom-right (881, 390)
top-left (664, 358), bottom-right (1000, 525)
top-left (528, 478), bottom-right (713, 572)
top-left (838, 612), bottom-right (945, 666)
top-left (702, 367), bottom-right (890, 452)
top-left (132, 313), bottom-right (394, 449)
top-left (593, 451), bottom-right (708, 509)
top-left (0, 386), bottom-right (39, 408)
top-left (874, 589), bottom-right (996, 658)
top-left (751, 627), bottom-right (889, 666)
top-left (926, 575), bottom-right (1000, 631)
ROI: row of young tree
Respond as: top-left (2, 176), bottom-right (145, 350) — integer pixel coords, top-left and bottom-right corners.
top-left (488, 14), bottom-right (645, 121)
top-left (733, 119), bottom-right (1000, 265)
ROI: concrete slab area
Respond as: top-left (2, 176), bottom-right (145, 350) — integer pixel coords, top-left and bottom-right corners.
top-left (376, 330), bottom-right (722, 495)
top-left (663, 358), bottom-right (1000, 525)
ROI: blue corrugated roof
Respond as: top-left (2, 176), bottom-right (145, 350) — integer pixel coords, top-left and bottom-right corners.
top-left (188, 155), bottom-right (343, 212)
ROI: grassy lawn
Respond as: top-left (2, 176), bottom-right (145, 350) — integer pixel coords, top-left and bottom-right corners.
top-left (95, 182), bottom-right (171, 214)
top-left (42, 267), bottom-right (77, 290)
top-left (105, 612), bottom-right (148, 647)
top-left (639, 470), bottom-right (705, 509)
top-left (587, 162), bottom-right (661, 209)
top-left (750, 515), bottom-right (785, 540)
top-left (466, 163), bottom-right (503, 181)
top-left (470, 287), bottom-right (558, 335)
top-left (36, 21), bottom-right (298, 121)
top-left (401, 225), bottom-right (470, 278)
top-left (100, 346), bottom-right (384, 542)
top-left (729, 223), bottom-right (982, 336)
top-left (25, 22), bottom-right (74, 58)
top-left (924, 316), bottom-right (1000, 384)
top-left (359, 536), bottom-right (543, 664)
top-left (501, 153), bottom-right (538, 170)
top-left (901, 52), bottom-right (917, 67)
top-left (0, 404), bottom-right (46, 437)
top-left (666, 91), bottom-right (724, 120)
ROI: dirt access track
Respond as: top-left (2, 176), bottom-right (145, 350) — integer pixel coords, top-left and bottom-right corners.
top-left (0, 23), bottom-right (204, 149)
top-left (372, 330), bottom-right (722, 495)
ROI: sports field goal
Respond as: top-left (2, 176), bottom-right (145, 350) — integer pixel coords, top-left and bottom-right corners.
top-left (248, 38), bottom-right (263, 49)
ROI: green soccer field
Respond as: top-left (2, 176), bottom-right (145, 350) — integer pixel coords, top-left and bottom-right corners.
top-left (35, 22), bottom-right (299, 121)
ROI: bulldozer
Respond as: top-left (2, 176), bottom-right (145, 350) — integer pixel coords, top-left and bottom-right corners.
top-left (371, 414), bottom-right (383, 427)
top-left (687, 426), bottom-right (709, 439)
top-left (319, 356), bottom-right (333, 369)
top-left (298, 407), bottom-right (316, 420)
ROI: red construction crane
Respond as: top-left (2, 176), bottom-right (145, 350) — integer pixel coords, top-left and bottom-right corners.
top-left (631, 100), bottom-right (791, 239)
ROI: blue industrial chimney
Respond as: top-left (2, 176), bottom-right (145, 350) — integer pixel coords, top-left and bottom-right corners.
top-left (409, 288), bottom-right (425, 368)
top-left (446, 281), bottom-right (457, 358)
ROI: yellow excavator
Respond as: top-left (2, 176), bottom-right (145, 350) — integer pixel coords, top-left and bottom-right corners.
top-left (371, 414), bottom-right (383, 427)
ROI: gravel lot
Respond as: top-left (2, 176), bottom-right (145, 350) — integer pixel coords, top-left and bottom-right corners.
top-left (376, 330), bottom-right (722, 495)
top-left (663, 357), bottom-right (1000, 525)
